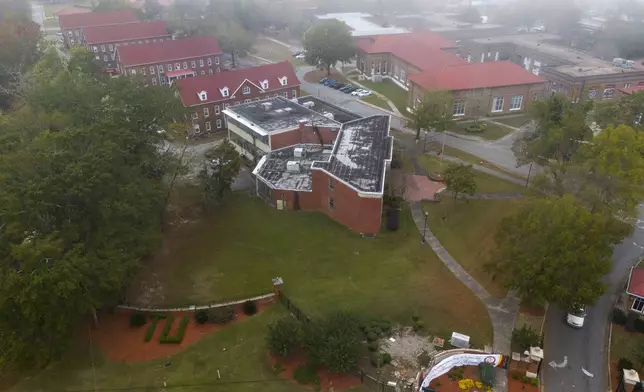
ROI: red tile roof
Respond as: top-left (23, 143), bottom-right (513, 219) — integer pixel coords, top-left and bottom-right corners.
top-left (83, 21), bottom-right (169, 44)
top-left (58, 10), bottom-right (138, 30)
top-left (628, 267), bottom-right (644, 298)
top-left (176, 61), bottom-right (300, 106)
top-left (356, 31), bottom-right (461, 71)
top-left (54, 6), bottom-right (92, 17)
top-left (409, 61), bottom-right (545, 91)
top-left (618, 85), bottom-right (644, 95)
top-left (116, 36), bottom-right (221, 67)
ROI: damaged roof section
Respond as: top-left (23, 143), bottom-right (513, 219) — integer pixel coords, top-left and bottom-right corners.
top-left (254, 145), bottom-right (334, 191)
top-left (313, 115), bottom-right (392, 193)
top-left (295, 96), bottom-right (362, 124)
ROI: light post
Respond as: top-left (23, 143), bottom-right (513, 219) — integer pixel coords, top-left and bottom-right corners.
top-left (423, 130), bottom-right (428, 154)
top-left (525, 163), bottom-right (533, 187)
top-left (421, 211), bottom-right (428, 243)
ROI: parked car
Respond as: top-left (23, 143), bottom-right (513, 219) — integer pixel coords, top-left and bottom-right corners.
top-left (566, 305), bottom-right (586, 328)
top-left (340, 85), bottom-right (355, 92)
top-left (346, 86), bottom-right (359, 93)
top-left (324, 79), bottom-right (336, 86)
top-left (351, 89), bottom-right (368, 96)
top-left (319, 77), bottom-right (328, 83)
top-left (331, 83), bottom-right (345, 89)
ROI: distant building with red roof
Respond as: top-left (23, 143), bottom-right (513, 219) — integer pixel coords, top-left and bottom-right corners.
top-left (355, 30), bottom-right (546, 115)
top-left (83, 21), bottom-right (170, 70)
top-left (626, 267), bottom-right (644, 314)
top-left (115, 36), bottom-right (222, 87)
top-left (175, 61), bottom-right (300, 135)
top-left (58, 10), bottom-right (138, 48)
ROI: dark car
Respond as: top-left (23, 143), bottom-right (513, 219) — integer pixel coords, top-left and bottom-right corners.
top-left (332, 83), bottom-right (345, 89)
top-left (340, 85), bottom-right (353, 92)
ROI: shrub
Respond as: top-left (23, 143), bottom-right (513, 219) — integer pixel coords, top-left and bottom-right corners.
top-left (465, 122), bottom-right (487, 133)
top-left (267, 317), bottom-right (302, 357)
top-left (207, 306), bottom-right (235, 324)
top-left (618, 357), bottom-right (634, 372)
top-left (413, 320), bottom-right (425, 332)
top-left (370, 353), bottom-right (381, 367)
top-left (382, 352), bottom-right (392, 365)
top-left (613, 308), bottom-right (628, 325)
top-left (194, 310), bottom-right (208, 324)
top-left (303, 311), bottom-right (362, 373)
top-left (242, 300), bottom-right (258, 316)
top-left (129, 312), bottom-right (146, 328)
top-left (144, 314), bottom-right (167, 342)
top-left (635, 318), bottom-right (644, 333)
top-left (367, 332), bottom-right (378, 342)
top-left (511, 325), bottom-right (540, 352)
top-left (367, 342), bottom-right (378, 352)
top-left (293, 364), bottom-right (319, 386)
top-left (159, 315), bottom-right (189, 344)
top-left (530, 378), bottom-right (538, 386)
top-left (521, 376), bottom-right (529, 384)
top-left (511, 372), bottom-right (520, 380)
top-left (379, 321), bottom-right (392, 334)
top-left (435, 381), bottom-right (441, 387)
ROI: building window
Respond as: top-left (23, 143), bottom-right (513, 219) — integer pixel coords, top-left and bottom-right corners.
top-left (204, 107), bottom-right (210, 117)
top-left (206, 121), bottom-right (211, 131)
top-left (108, 44), bottom-right (114, 52)
top-left (214, 105), bottom-right (220, 114)
top-left (200, 71), bottom-right (205, 75)
top-left (261, 80), bottom-right (269, 89)
top-left (103, 55), bottom-right (108, 62)
top-left (244, 99), bottom-right (251, 103)
top-left (279, 76), bottom-right (288, 86)
top-left (194, 124), bottom-right (200, 133)
top-left (453, 99), bottom-right (466, 116)
top-left (191, 112), bottom-right (198, 120)
top-left (95, 56), bottom-right (100, 60)
top-left (150, 66), bottom-right (155, 75)
top-left (223, 103), bottom-right (229, 109)
top-left (292, 89), bottom-right (297, 98)
top-left (282, 91), bottom-right (288, 98)
top-left (141, 67), bottom-right (146, 75)
top-left (183, 62), bottom-right (187, 69)
top-left (510, 95), bottom-right (524, 111)
top-left (208, 68), bottom-right (213, 74)
top-left (221, 87), bottom-right (229, 97)
top-left (138, 41), bottom-right (142, 44)
top-left (191, 61), bottom-right (196, 69)
top-left (216, 67), bottom-right (221, 73)
top-left (215, 57), bottom-right (220, 65)
top-left (207, 57), bottom-right (212, 66)
top-left (93, 46), bottom-right (98, 53)
top-left (492, 97), bottom-right (504, 112)
top-left (175, 63), bottom-right (181, 70)
top-left (603, 85), bottom-right (616, 99)
top-left (199, 59), bottom-right (204, 67)
top-left (633, 297), bottom-right (644, 313)
top-left (328, 179), bottom-right (334, 191)
top-left (75, 30), bottom-right (79, 36)
top-left (101, 45), bottom-right (106, 52)
top-left (153, 39), bottom-right (156, 43)
top-left (168, 64), bottom-right (173, 71)
top-left (216, 119), bottom-right (222, 128)
top-left (131, 68), bottom-right (136, 75)
top-left (243, 86), bottom-right (251, 94)
top-left (328, 197), bottom-right (335, 210)
top-left (625, 83), bottom-right (633, 88)
top-left (152, 78), bottom-right (157, 85)
top-left (274, 93), bottom-right (278, 97)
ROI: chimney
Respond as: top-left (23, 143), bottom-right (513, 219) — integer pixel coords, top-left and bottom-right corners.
top-left (298, 119), bottom-right (307, 131)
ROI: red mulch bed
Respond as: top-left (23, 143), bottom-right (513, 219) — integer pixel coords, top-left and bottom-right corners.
top-left (519, 304), bottom-right (546, 317)
top-left (268, 351), bottom-right (361, 391)
top-left (90, 299), bottom-right (273, 362)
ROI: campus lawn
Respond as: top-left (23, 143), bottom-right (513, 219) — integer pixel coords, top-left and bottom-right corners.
top-left (355, 79), bottom-right (409, 115)
top-left (492, 115), bottom-right (532, 128)
top-left (451, 121), bottom-right (513, 141)
top-left (361, 94), bottom-right (392, 111)
top-left (251, 37), bottom-right (293, 63)
top-left (422, 198), bottom-right (527, 298)
top-left (417, 155), bottom-right (525, 194)
top-left (130, 194), bottom-right (493, 346)
top-left (10, 306), bottom-right (370, 392)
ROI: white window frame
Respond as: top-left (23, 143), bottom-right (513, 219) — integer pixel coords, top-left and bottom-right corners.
top-left (214, 105), bottom-right (220, 114)
top-left (152, 78), bottom-right (157, 85)
top-left (191, 112), bottom-right (198, 120)
top-left (261, 80), bottom-right (269, 89)
top-left (199, 59), bottom-right (204, 67)
top-left (204, 107), bottom-right (210, 118)
top-left (141, 67), bottom-right (146, 75)
top-left (131, 68), bottom-right (136, 75)
top-left (158, 64), bottom-right (164, 74)
top-left (243, 86), bottom-right (251, 95)
top-left (633, 297), bottom-right (644, 313)
top-left (207, 57), bottom-right (212, 66)
top-left (183, 62), bottom-right (187, 69)
top-left (216, 119), bottom-right (222, 128)
top-left (244, 99), bottom-right (251, 103)
top-left (191, 61), bottom-right (196, 69)
top-left (282, 91), bottom-right (288, 98)
top-left (223, 103), bottom-right (229, 109)
top-left (215, 57), bottom-right (220, 65)
top-left (108, 44), bottom-right (114, 52)
top-left (625, 83), bottom-right (633, 88)
top-left (205, 121), bottom-right (211, 131)
top-left (175, 63), bottom-right (181, 70)
top-left (292, 89), bottom-right (297, 98)
top-left (150, 66), bottom-right (155, 75)
top-left (168, 64), bottom-right (173, 72)
top-left (208, 68), bottom-right (213, 74)
top-left (101, 44), bottom-right (106, 52)
top-left (93, 46), bottom-right (98, 53)
top-left (221, 88), bottom-right (229, 97)
top-left (453, 99), bottom-right (466, 116)
top-left (200, 71), bottom-right (205, 75)
top-left (492, 97), bottom-right (504, 113)
top-left (510, 95), bottom-right (524, 111)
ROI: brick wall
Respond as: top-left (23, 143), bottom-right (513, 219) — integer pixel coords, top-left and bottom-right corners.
top-left (270, 124), bottom-right (338, 150)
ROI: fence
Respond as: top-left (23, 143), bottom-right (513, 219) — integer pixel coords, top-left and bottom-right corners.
top-left (277, 293), bottom-right (311, 324)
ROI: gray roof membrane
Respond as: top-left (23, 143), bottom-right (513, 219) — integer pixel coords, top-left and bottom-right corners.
top-left (295, 96), bottom-right (362, 124)
top-left (257, 145), bottom-right (333, 191)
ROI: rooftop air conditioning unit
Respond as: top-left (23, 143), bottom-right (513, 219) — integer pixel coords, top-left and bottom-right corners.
top-left (323, 112), bottom-right (335, 120)
top-left (286, 161), bottom-right (300, 173)
top-left (261, 102), bottom-right (272, 110)
top-left (613, 57), bottom-right (625, 66)
top-left (303, 101), bottom-right (315, 108)
top-left (625, 60), bottom-right (635, 68)
top-left (293, 147), bottom-right (305, 158)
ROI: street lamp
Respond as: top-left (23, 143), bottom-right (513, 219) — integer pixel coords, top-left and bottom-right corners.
top-left (525, 163), bottom-right (533, 187)
top-left (421, 211), bottom-right (428, 243)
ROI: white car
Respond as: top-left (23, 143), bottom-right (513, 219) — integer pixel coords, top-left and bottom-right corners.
top-left (350, 89), bottom-right (365, 96)
top-left (566, 306), bottom-right (586, 328)
top-left (357, 90), bottom-right (372, 97)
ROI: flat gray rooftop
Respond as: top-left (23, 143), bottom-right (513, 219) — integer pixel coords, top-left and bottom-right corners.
top-left (313, 115), bottom-right (392, 193)
top-left (550, 64), bottom-right (644, 77)
top-left (225, 96), bottom-right (341, 134)
top-left (296, 96), bottom-right (362, 124)
top-left (316, 12), bottom-right (407, 36)
top-left (256, 145), bottom-right (332, 191)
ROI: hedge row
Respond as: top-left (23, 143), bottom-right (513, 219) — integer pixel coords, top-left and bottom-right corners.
top-left (160, 315), bottom-right (189, 344)
top-left (144, 314), bottom-right (167, 342)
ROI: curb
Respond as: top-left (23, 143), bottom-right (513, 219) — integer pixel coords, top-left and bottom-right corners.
top-left (356, 99), bottom-right (399, 116)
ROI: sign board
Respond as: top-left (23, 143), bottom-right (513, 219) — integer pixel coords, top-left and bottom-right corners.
top-left (419, 353), bottom-right (504, 390)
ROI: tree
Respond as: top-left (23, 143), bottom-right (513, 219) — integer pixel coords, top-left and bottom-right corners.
top-left (407, 91), bottom-right (453, 148)
top-left (444, 163), bottom-right (476, 200)
top-left (142, 0), bottom-right (164, 20)
top-left (200, 141), bottom-right (242, 210)
top-left (214, 21), bottom-right (254, 68)
top-left (303, 311), bottom-right (363, 373)
top-left (303, 19), bottom-right (355, 76)
top-left (267, 317), bottom-right (302, 357)
top-left (511, 325), bottom-right (541, 352)
top-left (486, 196), bottom-right (631, 309)
top-left (594, 91), bottom-right (644, 131)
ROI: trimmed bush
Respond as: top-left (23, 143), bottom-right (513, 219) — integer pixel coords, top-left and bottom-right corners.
top-left (242, 300), bottom-right (258, 316)
top-left (465, 122), bottom-right (488, 133)
top-left (144, 313), bottom-right (167, 342)
top-left (618, 357), bottom-right (634, 372)
top-left (207, 306), bottom-right (235, 324)
top-left (413, 320), bottom-right (425, 332)
top-left (530, 378), bottom-right (539, 386)
top-left (366, 332), bottom-right (378, 342)
top-left (129, 312), bottom-right (146, 328)
top-left (159, 315), bottom-right (189, 344)
top-left (370, 353), bottom-right (381, 367)
top-left (379, 321), bottom-right (392, 334)
top-left (293, 364), bottom-right (319, 386)
top-left (194, 310), bottom-right (208, 325)
top-left (382, 352), bottom-right (392, 365)
top-left (267, 317), bottom-right (302, 357)
top-left (367, 342), bottom-right (378, 352)
top-left (613, 308), bottom-right (628, 325)
top-left (511, 325), bottom-right (540, 352)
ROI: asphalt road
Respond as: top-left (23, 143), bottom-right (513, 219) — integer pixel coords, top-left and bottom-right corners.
top-left (543, 207), bottom-right (644, 392)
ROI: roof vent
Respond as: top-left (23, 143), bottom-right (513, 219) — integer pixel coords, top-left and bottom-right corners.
top-left (286, 161), bottom-right (300, 173)
top-left (302, 101), bottom-right (315, 108)
top-left (261, 102), bottom-right (273, 110)
top-left (294, 147), bottom-right (305, 158)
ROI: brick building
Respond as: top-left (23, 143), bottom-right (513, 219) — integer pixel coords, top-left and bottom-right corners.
top-left (58, 10), bottom-right (138, 48)
top-left (230, 98), bottom-right (393, 234)
top-left (176, 61), bottom-right (300, 136)
top-left (83, 21), bottom-right (170, 70)
top-left (115, 36), bottom-right (222, 86)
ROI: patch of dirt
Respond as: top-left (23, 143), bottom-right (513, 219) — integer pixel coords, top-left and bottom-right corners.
top-left (269, 352), bottom-right (361, 391)
top-left (380, 327), bottom-right (435, 383)
top-left (90, 300), bottom-right (273, 362)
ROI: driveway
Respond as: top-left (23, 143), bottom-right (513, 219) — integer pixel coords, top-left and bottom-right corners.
top-left (543, 207), bottom-right (644, 392)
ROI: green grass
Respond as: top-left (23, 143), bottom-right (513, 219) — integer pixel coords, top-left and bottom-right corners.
top-left (492, 115), bottom-right (532, 129)
top-left (252, 37), bottom-right (298, 65)
top-left (43, 18), bottom-right (60, 29)
top-left (361, 94), bottom-right (392, 111)
top-left (10, 307), bottom-right (365, 392)
top-left (130, 195), bottom-right (493, 345)
top-left (354, 79), bottom-right (409, 115)
top-left (422, 198), bottom-right (527, 298)
top-left (451, 121), bottom-right (513, 141)
top-left (610, 324), bottom-right (639, 364)
top-left (417, 155), bottom-right (525, 194)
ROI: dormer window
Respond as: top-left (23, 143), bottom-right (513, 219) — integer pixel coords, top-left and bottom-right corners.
top-left (279, 76), bottom-right (288, 86)
top-left (197, 90), bottom-right (208, 102)
top-left (220, 87), bottom-right (229, 97)
top-left (261, 80), bottom-right (269, 89)
top-left (243, 86), bottom-right (251, 95)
